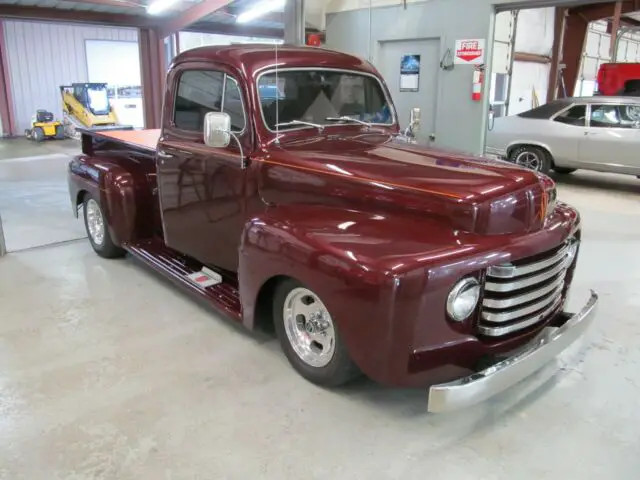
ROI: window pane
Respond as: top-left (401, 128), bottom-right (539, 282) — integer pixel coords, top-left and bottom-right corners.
top-left (258, 70), bottom-right (392, 130)
top-left (590, 105), bottom-right (621, 127)
top-left (554, 105), bottom-right (586, 126)
top-left (174, 70), bottom-right (224, 131)
top-left (223, 77), bottom-right (245, 132)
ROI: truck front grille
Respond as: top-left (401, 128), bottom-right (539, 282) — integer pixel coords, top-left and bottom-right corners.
top-left (479, 240), bottom-right (575, 337)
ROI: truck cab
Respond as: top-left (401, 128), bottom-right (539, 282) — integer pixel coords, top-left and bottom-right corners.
top-left (68, 45), bottom-right (597, 413)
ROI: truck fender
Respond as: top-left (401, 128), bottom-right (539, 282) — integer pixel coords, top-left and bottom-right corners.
top-left (69, 155), bottom-right (139, 246)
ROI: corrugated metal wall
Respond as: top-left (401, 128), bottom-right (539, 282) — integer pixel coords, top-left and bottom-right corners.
top-left (3, 20), bottom-right (138, 133)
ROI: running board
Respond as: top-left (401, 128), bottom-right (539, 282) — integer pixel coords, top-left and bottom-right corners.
top-left (125, 238), bottom-right (242, 322)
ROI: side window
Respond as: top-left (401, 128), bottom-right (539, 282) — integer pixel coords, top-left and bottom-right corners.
top-left (223, 77), bottom-right (246, 131)
top-left (554, 105), bottom-right (586, 126)
top-left (590, 104), bottom-right (621, 128)
top-left (618, 104), bottom-right (640, 128)
top-left (174, 70), bottom-right (224, 131)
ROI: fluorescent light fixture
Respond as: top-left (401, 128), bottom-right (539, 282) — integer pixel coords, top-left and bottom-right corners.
top-left (237, 0), bottom-right (285, 24)
top-left (147, 0), bottom-right (179, 15)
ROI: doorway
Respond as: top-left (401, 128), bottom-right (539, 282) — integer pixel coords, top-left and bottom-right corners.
top-left (377, 38), bottom-right (440, 143)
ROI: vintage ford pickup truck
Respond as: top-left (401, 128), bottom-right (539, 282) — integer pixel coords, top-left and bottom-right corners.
top-left (68, 45), bottom-right (598, 412)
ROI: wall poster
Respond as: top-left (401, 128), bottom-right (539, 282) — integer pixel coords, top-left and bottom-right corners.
top-left (400, 54), bottom-right (421, 92)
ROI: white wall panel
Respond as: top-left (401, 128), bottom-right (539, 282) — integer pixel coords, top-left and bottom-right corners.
top-left (3, 20), bottom-right (137, 133)
top-left (514, 7), bottom-right (554, 56)
top-left (508, 61), bottom-right (549, 115)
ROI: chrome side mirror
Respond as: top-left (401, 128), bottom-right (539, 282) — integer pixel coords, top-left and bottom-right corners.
top-left (204, 111), bottom-right (231, 148)
top-left (404, 107), bottom-right (421, 138)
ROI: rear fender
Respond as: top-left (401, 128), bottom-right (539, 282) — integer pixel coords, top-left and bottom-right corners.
top-left (69, 154), bottom-right (147, 246)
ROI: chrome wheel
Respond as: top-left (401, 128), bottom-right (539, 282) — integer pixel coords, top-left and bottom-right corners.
top-left (86, 199), bottom-right (105, 246)
top-left (283, 287), bottom-right (336, 368)
top-left (515, 151), bottom-right (541, 171)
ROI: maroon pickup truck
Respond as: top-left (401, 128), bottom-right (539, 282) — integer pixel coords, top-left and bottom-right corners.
top-left (68, 45), bottom-right (597, 412)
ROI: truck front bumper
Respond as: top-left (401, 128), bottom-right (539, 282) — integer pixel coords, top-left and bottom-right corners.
top-left (427, 291), bottom-right (598, 413)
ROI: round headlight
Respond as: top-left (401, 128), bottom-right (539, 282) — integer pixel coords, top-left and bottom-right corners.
top-left (447, 277), bottom-right (481, 322)
top-left (566, 238), bottom-right (579, 264)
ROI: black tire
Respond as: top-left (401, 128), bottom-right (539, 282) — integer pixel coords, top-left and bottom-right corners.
top-left (24, 129), bottom-right (32, 139)
top-left (553, 167), bottom-right (576, 174)
top-left (273, 278), bottom-right (360, 387)
top-left (509, 145), bottom-right (551, 174)
top-left (32, 127), bottom-right (45, 142)
top-left (82, 194), bottom-right (125, 259)
top-left (55, 125), bottom-right (65, 140)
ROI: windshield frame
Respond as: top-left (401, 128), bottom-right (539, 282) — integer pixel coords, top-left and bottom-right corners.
top-left (255, 67), bottom-right (397, 134)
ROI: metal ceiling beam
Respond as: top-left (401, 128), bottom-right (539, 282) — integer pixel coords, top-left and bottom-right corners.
top-left (0, 4), bottom-right (153, 27)
top-left (158, 0), bottom-right (234, 38)
top-left (60, 0), bottom-right (146, 9)
top-left (185, 21), bottom-right (284, 38)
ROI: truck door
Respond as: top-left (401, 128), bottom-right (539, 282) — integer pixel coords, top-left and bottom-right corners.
top-left (157, 67), bottom-right (250, 272)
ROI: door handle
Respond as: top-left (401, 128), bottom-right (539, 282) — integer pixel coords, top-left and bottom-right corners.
top-left (157, 150), bottom-right (173, 165)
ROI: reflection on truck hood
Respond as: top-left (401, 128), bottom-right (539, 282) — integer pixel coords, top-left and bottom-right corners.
top-left (258, 132), bottom-right (554, 235)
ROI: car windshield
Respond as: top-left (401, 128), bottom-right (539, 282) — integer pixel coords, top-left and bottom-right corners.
top-left (258, 69), bottom-right (393, 130)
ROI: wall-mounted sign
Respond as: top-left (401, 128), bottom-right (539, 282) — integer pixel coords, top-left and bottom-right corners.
top-left (400, 54), bottom-right (420, 92)
top-left (454, 39), bottom-right (485, 65)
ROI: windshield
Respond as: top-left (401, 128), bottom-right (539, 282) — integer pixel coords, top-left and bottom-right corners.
top-left (258, 69), bottom-right (393, 130)
top-left (87, 87), bottom-right (110, 115)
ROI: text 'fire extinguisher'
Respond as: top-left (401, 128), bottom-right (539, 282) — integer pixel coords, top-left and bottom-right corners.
top-left (472, 64), bottom-right (485, 102)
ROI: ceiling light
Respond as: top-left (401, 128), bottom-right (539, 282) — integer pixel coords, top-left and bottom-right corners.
top-left (147, 0), bottom-right (179, 15)
top-left (237, 0), bottom-right (285, 24)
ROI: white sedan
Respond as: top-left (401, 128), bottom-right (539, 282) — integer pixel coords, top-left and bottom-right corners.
top-left (486, 96), bottom-right (640, 177)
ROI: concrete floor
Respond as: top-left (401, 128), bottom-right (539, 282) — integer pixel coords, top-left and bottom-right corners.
top-left (0, 138), bottom-right (86, 252)
top-left (0, 138), bottom-right (639, 478)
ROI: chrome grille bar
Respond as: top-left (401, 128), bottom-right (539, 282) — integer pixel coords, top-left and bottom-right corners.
top-left (482, 273), bottom-right (566, 309)
top-left (479, 240), bottom-right (575, 337)
top-left (485, 258), bottom-right (569, 292)
top-left (482, 284), bottom-right (564, 323)
top-left (478, 296), bottom-right (563, 337)
top-left (487, 244), bottom-right (568, 279)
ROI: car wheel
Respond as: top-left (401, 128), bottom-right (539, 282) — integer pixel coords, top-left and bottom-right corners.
top-left (83, 194), bottom-right (125, 259)
top-left (510, 146), bottom-right (551, 174)
top-left (273, 278), bottom-right (360, 387)
top-left (553, 167), bottom-right (576, 174)
top-left (32, 127), bottom-right (45, 142)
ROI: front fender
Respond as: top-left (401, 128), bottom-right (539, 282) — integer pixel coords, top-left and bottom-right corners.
top-left (238, 204), bottom-right (484, 385)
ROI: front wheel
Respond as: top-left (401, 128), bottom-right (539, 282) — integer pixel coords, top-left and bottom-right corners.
top-left (273, 279), bottom-right (360, 387)
top-left (83, 195), bottom-right (125, 259)
top-left (510, 146), bottom-right (551, 174)
top-left (32, 127), bottom-right (45, 142)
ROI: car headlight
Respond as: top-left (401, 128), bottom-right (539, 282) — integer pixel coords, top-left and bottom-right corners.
top-left (566, 237), bottom-right (579, 265)
top-left (447, 277), bottom-right (481, 322)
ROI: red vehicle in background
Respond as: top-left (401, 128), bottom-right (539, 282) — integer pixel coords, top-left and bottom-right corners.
top-left (595, 62), bottom-right (640, 96)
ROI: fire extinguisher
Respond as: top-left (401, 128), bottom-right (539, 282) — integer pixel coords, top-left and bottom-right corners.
top-left (472, 65), bottom-right (484, 102)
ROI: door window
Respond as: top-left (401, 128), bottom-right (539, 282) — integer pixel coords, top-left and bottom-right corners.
top-left (590, 104), bottom-right (640, 129)
top-left (553, 105), bottom-right (586, 126)
top-left (173, 70), bottom-right (245, 132)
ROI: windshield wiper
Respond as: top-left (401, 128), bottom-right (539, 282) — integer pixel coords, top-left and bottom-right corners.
top-left (275, 120), bottom-right (324, 131)
top-left (325, 116), bottom-right (373, 128)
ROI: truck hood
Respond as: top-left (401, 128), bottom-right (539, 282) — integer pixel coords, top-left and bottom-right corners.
top-left (258, 132), bottom-right (554, 235)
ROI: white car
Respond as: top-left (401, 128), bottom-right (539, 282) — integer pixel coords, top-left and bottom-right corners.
top-left (486, 96), bottom-right (640, 177)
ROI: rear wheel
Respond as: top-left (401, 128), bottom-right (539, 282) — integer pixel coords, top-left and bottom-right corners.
top-left (510, 145), bottom-right (551, 174)
top-left (553, 167), bottom-right (576, 174)
top-left (32, 127), bottom-right (45, 142)
top-left (55, 125), bottom-right (65, 139)
top-left (273, 278), bottom-right (360, 387)
top-left (83, 195), bottom-right (125, 259)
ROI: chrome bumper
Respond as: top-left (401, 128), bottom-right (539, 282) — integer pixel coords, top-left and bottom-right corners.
top-left (427, 291), bottom-right (598, 413)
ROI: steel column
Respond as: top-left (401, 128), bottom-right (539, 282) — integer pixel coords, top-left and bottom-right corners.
top-left (284, 0), bottom-right (305, 45)
top-left (0, 213), bottom-right (6, 257)
top-left (139, 28), bottom-right (164, 129)
top-left (547, 7), bottom-right (567, 102)
top-left (561, 13), bottom-right (587, 98)
top-left (610, 1), bottom-right (623, 59)
top-left (0, 20), bottom-right (16, 136)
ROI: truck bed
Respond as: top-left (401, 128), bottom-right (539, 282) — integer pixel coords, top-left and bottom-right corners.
top-left (87, 128), bottom-right (160, 153)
